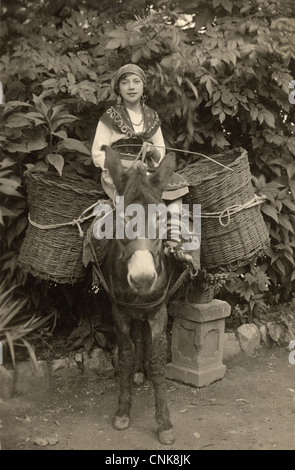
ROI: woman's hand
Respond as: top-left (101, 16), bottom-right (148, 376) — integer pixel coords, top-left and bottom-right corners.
top-left (141, 141), bottom-right (154, 155)
top-left (141, 141), bottom-right (161, 163)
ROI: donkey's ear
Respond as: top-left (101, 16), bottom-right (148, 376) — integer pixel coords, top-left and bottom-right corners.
top-left (150, 152), bottom-right (176, 189)
top-left (103, 145), bottom-right (127, 194)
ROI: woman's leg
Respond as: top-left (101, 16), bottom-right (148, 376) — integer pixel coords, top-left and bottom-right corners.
top-left (164, 197), bottom-right (200, 268)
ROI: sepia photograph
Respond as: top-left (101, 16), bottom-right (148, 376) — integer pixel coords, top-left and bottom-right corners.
top-left (0, 0), bottom-right (295, 456)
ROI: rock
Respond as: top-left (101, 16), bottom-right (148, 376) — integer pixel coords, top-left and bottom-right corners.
top-left (223, 332), bottom-right (241, 358)
top-left (259, 324), bottom-right (273, 347)
top-left (237, 323), bottom-right (261, 355)
top-left (51, 357), bottom-right (78, 378)
top-left (82, 348), bottom-right (113, 375)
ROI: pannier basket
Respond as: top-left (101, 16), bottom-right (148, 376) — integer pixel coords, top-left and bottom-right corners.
top-left (178, 148), bottom-right (269, 269)
top-left (18, 170), bottom-right (106, 284)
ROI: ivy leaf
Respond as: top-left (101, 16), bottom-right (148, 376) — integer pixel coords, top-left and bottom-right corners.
top-left (50, 114), bottom-right (78, 132)
top-left (47, 154), bottom-right (64, 176)
top-left (287, 138), bottom-right (295, 156)
top-left (286, 164), bottom-right (295, 180)
top-left (5, 142), bottom-right (30, 153)
top-left (0, 157), bottom-right (16, 169)
top-left (5, 101), bottom-right (32, 109)
top-left (59, 138), bottom-right (91, 155)
top-left (32, 94), bottom-right (49, 118)
top-left (131, 48), bottom-right (143, 63)
top-left (275, 259), bottom-right (286, 275)
top-left (33, 161), bottom-right (49, 172)
top-left (261, 204), bottom-right (279, 222)
top-left (284, 250), bottom-right (295, 266)
top-left (27, 135), bottom-right (47, 151)
top-left (95, 331), bottom-right (107, 349)
top-left (0, 178), bottom-right (22, 197)
top-left (236, 284), bottom-right (254, 302)
top-left (0, 207), bottom-right (16, 225)
top-left (25, 112), bottom-right (47, 126)
top-left (289, 180), bottom-right (295, 201)
top-left (278, 214), bottom-right (294, 233)
top-left (221, 0), bottom-right (233, 12)
top-left (5, 114), bottom-right (32, 128)
top-left (282, 198), bottom-right (295, 211)
top-left (212, 133), bottom-right (230, 148)
top-left (106, 38), bottom-right (123, 49)
top-left (52, 130), bottom-right (67, 139)
top-left (83, 334), bottom-right (94, 354)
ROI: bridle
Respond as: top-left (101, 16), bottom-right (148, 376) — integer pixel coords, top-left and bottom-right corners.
top-left (118, 237), bottom-right (160, 260)
top-left (91, 152), bottom-right (190, 308)
top-left (92, 257), bottom-right (189, 310)
top-left (91, 228), bottom-right (190, 309)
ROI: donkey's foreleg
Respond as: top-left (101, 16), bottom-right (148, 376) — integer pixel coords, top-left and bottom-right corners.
top-left (131, 319), bottom-right (145, 385)
top-left (112, 308), bottom-right (134, 430)
top-left (147, 305), bottom-right (175, 445)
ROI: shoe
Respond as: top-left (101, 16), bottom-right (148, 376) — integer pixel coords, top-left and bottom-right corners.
top-left (164, 240), bottom-right (193, 264)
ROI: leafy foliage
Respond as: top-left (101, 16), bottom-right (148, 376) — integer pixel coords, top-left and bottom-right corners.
top-left (223, 262), bottom-right (271, 318)
top-left (1, 0), bottom-right (295, 330)
top-left (0, 279), bottom-right (54, 370)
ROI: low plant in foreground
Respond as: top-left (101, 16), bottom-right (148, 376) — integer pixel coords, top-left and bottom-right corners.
top-left (0, 279), bottom-right (54, 375)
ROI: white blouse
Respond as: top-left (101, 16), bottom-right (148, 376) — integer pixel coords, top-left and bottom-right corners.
top-left (91, 114), bottom-right (166, 199)
top-left (92, 119), bottom-right (166, 170)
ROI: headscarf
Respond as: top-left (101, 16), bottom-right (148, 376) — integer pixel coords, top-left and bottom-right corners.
top-left (112, 64), bottom-right (147, 94)
top-left (100, 63), bottom-right (159, 147)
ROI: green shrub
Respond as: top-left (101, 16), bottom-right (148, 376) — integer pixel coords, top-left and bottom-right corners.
top-left (1, 0), bottom-right (295, 327)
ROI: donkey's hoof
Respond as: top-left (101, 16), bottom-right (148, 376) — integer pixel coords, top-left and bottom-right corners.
top-left (113, 415), bottom-right (130, 430)
top-left (134, 372), bottom-right (144, 385)
top-left (158, 428), bottom-right (175, 445)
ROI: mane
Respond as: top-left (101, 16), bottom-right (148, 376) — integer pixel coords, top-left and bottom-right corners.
top-left (123, 168), bottom-right (162, 206)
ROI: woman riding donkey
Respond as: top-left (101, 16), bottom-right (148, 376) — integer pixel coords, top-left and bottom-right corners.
top-left (91, 63), bottom-right (200, 268)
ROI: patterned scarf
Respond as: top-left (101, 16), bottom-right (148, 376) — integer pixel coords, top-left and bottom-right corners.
top-left (100, 103), bottom-right (161, 141)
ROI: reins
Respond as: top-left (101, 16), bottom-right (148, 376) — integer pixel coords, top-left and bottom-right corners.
top-left (92, 260), bottom-right (190, 309)
top-left (90, 149), bottom-right (192, 308)
top-left (114, 144), bottom-right (234, 172)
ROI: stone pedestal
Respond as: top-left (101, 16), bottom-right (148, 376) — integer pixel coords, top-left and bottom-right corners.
top-left (166, 299), bottom-right (231, 387)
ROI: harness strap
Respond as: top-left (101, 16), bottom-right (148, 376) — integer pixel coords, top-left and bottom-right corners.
top-left (123, 238), bottom-right (159, 259)
top-left (91, 254), bottom-right (190, 309)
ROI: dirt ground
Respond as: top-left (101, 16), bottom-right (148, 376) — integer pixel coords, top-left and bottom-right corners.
top-left (1, 345), bottom-right (295, 451)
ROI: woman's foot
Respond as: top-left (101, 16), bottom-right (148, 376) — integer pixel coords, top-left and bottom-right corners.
top-left (164, 241), bottom-right (193, 264)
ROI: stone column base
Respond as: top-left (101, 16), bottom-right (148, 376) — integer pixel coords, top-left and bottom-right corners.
top-left (166, 299), bottom-right (231, 387)
top-left (166, 362), bottom-right (226, 387)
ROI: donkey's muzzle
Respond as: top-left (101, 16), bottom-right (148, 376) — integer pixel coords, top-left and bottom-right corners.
top-left (128, 272), bottom-right (157, 293)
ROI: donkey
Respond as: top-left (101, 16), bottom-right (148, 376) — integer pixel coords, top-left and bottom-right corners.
top-left (96, 146), bottom-right (177, 445)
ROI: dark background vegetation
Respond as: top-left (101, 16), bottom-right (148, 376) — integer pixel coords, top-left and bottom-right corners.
top-left (1, 0), bottom-right (295, 358)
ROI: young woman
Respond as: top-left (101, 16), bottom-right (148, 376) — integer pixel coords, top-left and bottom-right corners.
top-left (92, 64), bottom-right (198, 265)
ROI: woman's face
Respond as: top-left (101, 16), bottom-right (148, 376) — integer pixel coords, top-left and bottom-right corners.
top-left (119, 73), bottom-right (144, 106)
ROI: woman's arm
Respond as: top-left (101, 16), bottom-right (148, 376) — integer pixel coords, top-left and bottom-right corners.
top-left (144, 127), bottom-right (166, 167)
top-left (151, 127), bottom-right (166, 163)
top-left (91, 120), bottom-right (113, 169)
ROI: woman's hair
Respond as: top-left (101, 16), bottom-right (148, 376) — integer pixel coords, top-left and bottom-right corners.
top-left (112, 64), bottom-right (147, 97)
top-left (114, 72), bottom-right (147, 97)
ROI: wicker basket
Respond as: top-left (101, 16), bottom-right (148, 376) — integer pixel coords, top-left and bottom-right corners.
top-left (18, 171), bottom-right (105, 284)
top-left (187, 285), bottom-right (217, 304)
top-left (179, 148), bottom-right (269, 269)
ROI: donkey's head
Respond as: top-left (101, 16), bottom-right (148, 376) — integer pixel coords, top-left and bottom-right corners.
top-left (104, 146), bottom-right (176, 296)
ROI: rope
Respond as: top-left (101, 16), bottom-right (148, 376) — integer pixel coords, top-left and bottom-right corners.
top-left (25, 172), bottom-right (104, 196)
top-left (166, 265), bottom-right (191, 300)
top-left (114, 144), bottom-right (234, 172)
top-left (198, 195), bottom-right (266, 227)
top-left (28, 200), bottom-right (105, 238)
